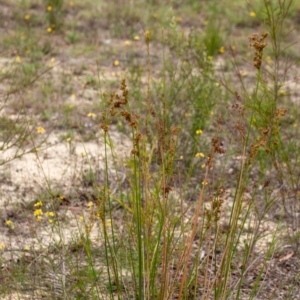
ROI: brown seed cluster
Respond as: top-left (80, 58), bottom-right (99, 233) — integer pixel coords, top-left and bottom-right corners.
top-left (248, 32), bottom-right (268, 70)
top-left (101, 79), bottom-right (141, 154)
top-left (205, 185), bottom-right (226, 228)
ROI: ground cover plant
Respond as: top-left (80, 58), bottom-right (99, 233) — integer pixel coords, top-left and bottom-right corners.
top-left (0, 0), bottom-right (300, 299)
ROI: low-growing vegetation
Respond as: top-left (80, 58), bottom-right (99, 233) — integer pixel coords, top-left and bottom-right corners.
top-left (0, 0), bottom-right (299, 299)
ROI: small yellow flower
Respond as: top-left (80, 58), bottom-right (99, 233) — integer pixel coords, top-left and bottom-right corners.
top-left (196, 129), bottom-right (203, 135)
top-left (124, 40), bottom-right (131, 46)
top-left (35, 147), bottom-right (40, 152)
top-left (47, 27), bottom-right (52, 33)
top-left (240, 71), bottom-right (248, 77)
top-left (71, 93), bottom-right (76, 99)
top-left (66, 137), bottom-right (71, 142)
top-left (219, 46), bottom-right (225, 54)
top-left (201, 164), bottom-right (206, 168)
top-left (278, 89), bottom-right (286, 96)
top-left (202, 180), bottom-right (208, 186)
top-left (87, 201), bottom-right (93, 210)
top-left (207, 56), bottom-right (213, 61)
top-left (47, 5), bottom-right (52, 11)
top-left (152, 13), bottom-right (158, 18)
top-left (105, 219), bottom-right (112, 227)
top-left (134, 35), bottom-right (140, 41)
top-left (79, 215), bottom-right (84, 221)
top-left (15, 56), bottom-right (21, 63)
top-left (24, 245), bottom-right (30, 251)
top-left (34, 201), bottom-right (43, 207)
top-left (37, 126), bottom-right (45, 134)
top-left (266, 56), bottom-right (272, 64)
top-left (215, 82), bottom-right (220, 87)
top-left (45, 211), bottom-right (54, 223)
top-left (113, 60), bottom-right (119, 66)
top-left (249, 11), bottom-right (256, 17)
top-left (179, 155), bottom-right (183, 160)
top-left (231, 45), bottom-right (236, 50)
top-left (24, 14), bottom-right (30, 20)
top-left (87, 112), bottom-right (96, 118)
top-left (45, 211), bottom-right (54, 217)
top-left (34, 209), bottom-right (43, 217)
top-left (195, 152), bottom-right (205, 158)
top-left (59, 195), bottom-right (64, 200)
top-left (5, 220), bottom-right (14, 229)
top-left (0, 243), bottom-right (5, 250)
top-left (36, 216), bottom-right (42, 222)
top-left (210, 111), bottom-right (214, 115)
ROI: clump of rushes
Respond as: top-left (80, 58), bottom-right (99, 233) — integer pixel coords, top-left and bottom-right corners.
top-left (100, 66), bottom-right (181, 298)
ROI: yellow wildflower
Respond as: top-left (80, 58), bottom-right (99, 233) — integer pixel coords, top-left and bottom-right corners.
top-left (278, 89), bottom-right (286, 96)
top-left (37, 126), bottom-right (45, 134)
top-left (87, 112), bottom-right (96, 118)
top-left (202, 181), bottom-right (208, 186)
top-left (47, 27), bottom-right (52, 33)
top-left (249, 11), bottom-right (256, 17)
top-left (15, 56), bottom-right (21, 63)
top-left (47, 6), bottom-right (52, 11)
top-left (34, 209), bottom-right (43, 217)
top-left (240, 71), bottom-right (248, 77)
top-left (201, 164), bottom-right (206, 168)
top-left (219, 46), bottom-right (225, 54)
top-left (45, 211), bottom-right (54, 217)
top-left (196, 129), bottom-right (203, 135)
top-left (124, 40), bottom-right (131, 46)
top-left (5, 220), bottom-right (14, 229)
top-left (134, 35), bottom-right (140, 41)
top-left (87, 201), bottom-right (93, 210)
top-left (113, 60), bottom-right (119, 66)
top-left (34, 201), bottom-right (43, 207)
top-left (0, 243), bottom-right (5, 250)
top-left (195, 152), bottom-right (205, 158)
top-left (266, 56), bottom-right (272, 64)
top-left (66, 137), bottom-right (71, 142)
top-left (24, 14), bottom-right (30, 20)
